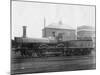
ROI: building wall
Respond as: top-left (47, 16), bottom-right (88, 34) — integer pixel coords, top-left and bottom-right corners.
top-left (77, 31), bottom-right (95, 37)
top-left (42, 28), bottom-right (76, 41)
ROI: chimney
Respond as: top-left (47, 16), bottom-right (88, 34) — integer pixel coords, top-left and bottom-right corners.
top-left (23, 26), bottom-right (27, 38)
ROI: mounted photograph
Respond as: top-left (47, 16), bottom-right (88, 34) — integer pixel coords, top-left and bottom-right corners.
top-left (11, 0), bottom-right (96, 75)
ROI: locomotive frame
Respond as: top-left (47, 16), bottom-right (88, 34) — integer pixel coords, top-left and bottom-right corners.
top-left (13, 39), bottom-right (94, 57)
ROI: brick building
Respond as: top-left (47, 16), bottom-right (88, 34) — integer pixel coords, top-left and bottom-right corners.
top-left (42, 21), bottom-right (76, 42)
top-left (77, 25), bottom-right (95, 41)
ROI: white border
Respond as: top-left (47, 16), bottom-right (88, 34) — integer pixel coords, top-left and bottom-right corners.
top-left (0, 0), bottom-right (98, 75)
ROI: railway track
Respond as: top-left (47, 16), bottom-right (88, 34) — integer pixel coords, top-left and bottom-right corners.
top-left (11, 55), bottom-right (96, 74)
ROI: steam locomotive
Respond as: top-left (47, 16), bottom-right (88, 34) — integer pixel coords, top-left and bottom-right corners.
top-left (12, 37), bottom-right (94, 57)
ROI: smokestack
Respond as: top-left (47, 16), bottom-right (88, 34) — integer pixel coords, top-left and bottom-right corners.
top-left (23, 26), bottom-right (27, 38)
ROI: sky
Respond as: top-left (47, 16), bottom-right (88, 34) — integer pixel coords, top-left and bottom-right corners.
top-left (12, 1), bottom-right (95, 39)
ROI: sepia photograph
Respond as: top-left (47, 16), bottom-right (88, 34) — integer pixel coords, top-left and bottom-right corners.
top-left (11, 0), bottom-right (96, 75)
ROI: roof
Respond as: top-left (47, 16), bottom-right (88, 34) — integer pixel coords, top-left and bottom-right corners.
top-left (77, 25), bottom-right (95, 31)
top-left (45, 21), bottom-right (75, 30)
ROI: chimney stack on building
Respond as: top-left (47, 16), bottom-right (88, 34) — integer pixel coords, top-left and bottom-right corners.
top-left (23, 26), bottom-right (27, 38)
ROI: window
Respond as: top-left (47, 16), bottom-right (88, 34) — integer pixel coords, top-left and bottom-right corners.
top-left (52, 32), bottom-right (56, 37)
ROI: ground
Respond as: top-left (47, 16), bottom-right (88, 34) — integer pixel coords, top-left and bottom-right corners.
top-left (11, 53), bottom-right (96, 75)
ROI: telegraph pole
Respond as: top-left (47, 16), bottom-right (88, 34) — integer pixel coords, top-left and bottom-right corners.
top-left (44, 17), bottom-right (46, 37)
